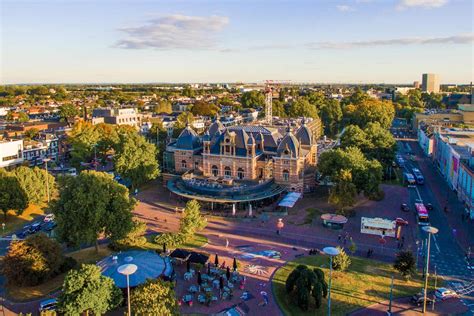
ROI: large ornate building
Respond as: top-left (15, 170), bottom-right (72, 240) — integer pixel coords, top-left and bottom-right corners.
top-left (166, 119), bottom-right (318, 193)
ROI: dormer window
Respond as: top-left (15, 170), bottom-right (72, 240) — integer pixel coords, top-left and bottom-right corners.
top-left (284, 149), bottom-right (289, 155)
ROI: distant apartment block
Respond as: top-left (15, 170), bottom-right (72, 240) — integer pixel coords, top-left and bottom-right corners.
top-left (92, 108), bottom-right (139, 127)
top-left (0, 139), bottom-right (24, 168)
top-left (422, 73), bottom-right (440, 93)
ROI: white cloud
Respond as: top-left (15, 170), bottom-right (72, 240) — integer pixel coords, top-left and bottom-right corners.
top-left (336, 5), bottom-right (355, 12)
top-left (397, 0), bottom-right (448, 9)
top-left (115, 14), bottom-right (229, 50)
top-left (307, 33), bottom-right (474, 49)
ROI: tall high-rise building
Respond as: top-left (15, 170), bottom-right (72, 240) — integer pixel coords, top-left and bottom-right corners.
top-left (422, 73), bottom-right (440, 93)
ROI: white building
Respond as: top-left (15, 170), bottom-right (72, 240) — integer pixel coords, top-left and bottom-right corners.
top-left (0, 139), bottom-right (24, 168)
top-left (92, 107), bottom-right (139, 127)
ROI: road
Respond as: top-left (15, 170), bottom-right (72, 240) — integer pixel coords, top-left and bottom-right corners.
top-left (397, 138), bottom-right (474, 313)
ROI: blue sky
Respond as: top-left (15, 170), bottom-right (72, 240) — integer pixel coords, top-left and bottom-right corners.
top-left (1, 0), bottom-right (473, 84)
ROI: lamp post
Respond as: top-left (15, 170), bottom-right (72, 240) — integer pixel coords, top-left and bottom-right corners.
top-left (1, 222), bottom-right (5, 233)
top-left (43, 158), bottom-right (51, 203)
top-left (422, 226), bottom-right (438, 314)
top-left (118, 263), bottom-right (138, 316)
top-left (323, 246), bottom-right (340, 316)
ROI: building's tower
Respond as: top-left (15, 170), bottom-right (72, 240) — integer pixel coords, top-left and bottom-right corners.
top-left (422, 74), bottom-right (440, 93)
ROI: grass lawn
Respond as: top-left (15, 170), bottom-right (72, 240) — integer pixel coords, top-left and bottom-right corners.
top-left (273, 255), bottom-right (435, 316)
top-left (383, 168), bottom-right (404, 186)
top-left (6, 244), bottom-right (112, 302)
top-left (1, 204), bottom-right (45, 236)
top-left (180, 234), bottom-right (208, 249)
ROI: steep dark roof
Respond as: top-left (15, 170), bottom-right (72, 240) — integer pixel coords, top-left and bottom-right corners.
top-left (176, 126), bottom-right (201, 150)
top-left (296, 124), bottom-right (312, 146)
top-left (277, 131), bottom-right (300, 158)
top-left (209, 119), bottom-right (225, 136)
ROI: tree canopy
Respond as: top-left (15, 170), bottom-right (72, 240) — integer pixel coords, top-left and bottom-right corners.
top-left (318, 147), bottom-right (383, 197)
top-left (58, 264), bottom-right (122, 316)
top-left (0, 174), bottom-right (28, 220)
top-left (179, 200), bottom-right (207, 237)
top-left (191, 100), bottom-right (220, 117)
top-left (131, 279), bottom-right (178, 316)
top-left (3, 234), bottom-right (67, 286)
top-left (114, 131), bottom-right (160, 189)
top-left (240, 91), bottom-right (265, 108)
top-left (52, 171), bottom-right (135, 251)
top-left (10, 166), bottom-right (56, 205)
top-left (59, 104), bottom-right (80, 127)
top-left (153, 100), bottom-right (172, 114)
top-left (343, 99), bottom-right (395, 129)
top-left (287, 98), bottom-right (319, 119)
top-left (285, 265), bottom-right (327, 311)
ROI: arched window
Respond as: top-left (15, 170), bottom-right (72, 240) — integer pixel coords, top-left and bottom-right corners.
top-left (224, 166), bottom-right (232, 177)
top-left (283, 170), bottom-right (289, 182)
top-left (211, 165), bottom-right (218, 177)
top-left (237, 168), bottom-right (245, 180)
top-left (181, 160), bottom-right (187, 169)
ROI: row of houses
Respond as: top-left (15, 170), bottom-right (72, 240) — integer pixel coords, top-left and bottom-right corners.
top-left (417, 108), bottom-right (474, 219)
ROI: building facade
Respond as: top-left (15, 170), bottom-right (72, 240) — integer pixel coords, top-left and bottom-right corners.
top-left (92, 108), bottom-right (140, 127)
top-left (166, 120), bottom-right (318, 193)
top-left (0, 139), bottom-right (24, 168)
top-left (422, 73), bottom-right (440, 93)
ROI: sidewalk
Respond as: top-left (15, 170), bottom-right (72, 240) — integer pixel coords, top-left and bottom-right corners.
top-left (412, 141), bottom-right (474, 254)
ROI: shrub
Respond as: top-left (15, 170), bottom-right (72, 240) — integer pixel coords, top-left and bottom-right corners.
top-left (154, 232), bottom-right (186, 249)
top-left (285, 265), bottom-right (326, 311)
top-left (131, 279), bottom-right (178, 316)
top-left (2, 233), bottom-right (66, 286)
top-left (332, 247), bottom-right (351, 271)
top-left (394, 250), bottom-right (416, 278)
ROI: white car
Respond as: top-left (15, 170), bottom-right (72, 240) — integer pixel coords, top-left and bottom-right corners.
top-left (43, 214), bottom-right (55, 223)
top-left (435, 288), bottom-right (458, 300)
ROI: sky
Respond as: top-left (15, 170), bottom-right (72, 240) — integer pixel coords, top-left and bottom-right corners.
top-left (1, 0), bottom-right (473, 84)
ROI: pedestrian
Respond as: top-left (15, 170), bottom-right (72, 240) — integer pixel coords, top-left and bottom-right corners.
top-left (225, 238), bottom-right (229, 248)
top-left (338, 234), bottom-right (342, 242)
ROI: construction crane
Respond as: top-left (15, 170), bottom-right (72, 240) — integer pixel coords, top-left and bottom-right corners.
top-left (264, 80), bottom-right (291, 125)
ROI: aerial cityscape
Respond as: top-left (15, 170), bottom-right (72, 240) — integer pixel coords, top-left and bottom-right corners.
top-left (1, 0), bottom-right (473, 315)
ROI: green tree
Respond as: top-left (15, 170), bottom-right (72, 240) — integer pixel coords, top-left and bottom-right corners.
top-left (131, 279), bottom-right (178, 316)
top-left (18, 112), bottom-right (30, 122)
top-left (154, 100), bottom-right (172, 114)
top-left (285, 265), bottom-right (327, 311)
top-left (110, 219), bottom-right (147, 250)
top-left (332, 247), bottom-right (351, 271)
top-left (173, 112), bottom-right (195, 137)
top-left (114, 131), bottom-right (160, 189)
top-left (68, 121), bottom-right (102, 168)
top-left (318, 147), bottom-right (383, 197)
top-left (58, 264), bottom-right (122, 316)
top-left (24, 128), bottom-right (40, 140)
top-left (320, 99), bottom-right (342, 136)
top-left (272, 100), bottom-right (287, 118)
top-left (328, 169), bottom-right (357, 214)
top-left (393, 250), bottom-right (416, 279)
top-left (191, 100), bottom-right (220, 117)
top-left (3, 234), bottom-right (65, 286)
top-left (0, 175), bottom-right (28, 220)
top-left (287, 98), bottom-right (318, 119)
top-left (11, 166), bottom-right (56, 205)
top-left (59, 104), bottom-right (79, 127)
top-left (53, 171), bottom-right (135, 252)
top-left (343, 99), bottom-right (395, 129)
top-left (179, 200), bottom-right (207, 237)
top-left (240, 90), bottom-right (265, 108)
top-left (341, 88), bottom-right (370, 107)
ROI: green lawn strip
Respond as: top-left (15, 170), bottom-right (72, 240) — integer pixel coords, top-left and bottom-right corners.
top-left (179, 233), bottom-right (208, 249)
top-left (273, 255), bottom-right (434, 316)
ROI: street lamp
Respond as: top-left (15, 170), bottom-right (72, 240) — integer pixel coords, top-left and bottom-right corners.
top-left (118, 263), bottom-right (138, 316)
top-left (1, 222), bottom-right (5, 233)
top-left (422, 226), bottom-right (438, 314)
top-left (323, 246), bottom-right (340, 316)
top-left (43, 158), bottom-right (51, 203)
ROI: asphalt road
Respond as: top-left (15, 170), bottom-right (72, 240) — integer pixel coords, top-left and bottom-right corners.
top-left (397, 138), bottom-right (474, 313)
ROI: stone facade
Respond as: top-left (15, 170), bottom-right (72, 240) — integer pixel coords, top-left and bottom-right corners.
top-left (167, 120), bottom-right (318, 193)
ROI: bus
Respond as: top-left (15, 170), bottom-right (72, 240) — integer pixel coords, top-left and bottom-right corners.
top-left (415, 203), bottom-right (429, 226)
top-left (412, 168), bottom-right (424, 185)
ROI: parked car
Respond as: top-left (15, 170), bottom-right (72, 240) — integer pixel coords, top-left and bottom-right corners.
top-left (44, 214), bottom-right (55, 222)
top-left (425, 203), bottom-right (434, 211)
top-left (43, 221), bottom-right (57, 232)
top-left (28, 222), bottom-right (42, 234)
top-left (435, 288), bottom-right (458, 300)
top-left (411, 294), bottom-right (434, 306)
top-left (404, 173), bottom-right (416, 185)
top-left (39, 298), bottom-right (57, 313)
top-left (401, 203), bottom-right (410, 212)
